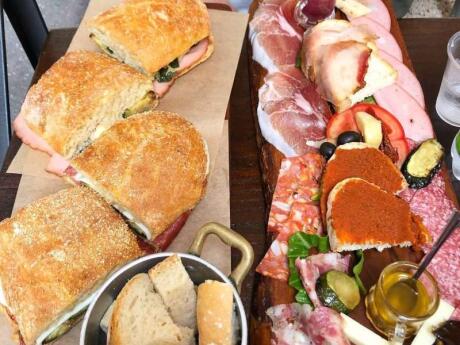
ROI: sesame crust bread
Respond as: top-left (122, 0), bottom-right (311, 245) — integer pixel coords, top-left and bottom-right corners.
top-left (88, 0), bottom-right (212, 76)
top-left (0, 186), bottom-right (145, 345)
top-left (70, 111), bottom-right (209, 241)
top-left (17, 51), bottom-right (155, 159)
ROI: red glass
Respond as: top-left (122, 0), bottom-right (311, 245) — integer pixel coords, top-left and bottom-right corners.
top-left (295, 0), bottom-right (336, 28)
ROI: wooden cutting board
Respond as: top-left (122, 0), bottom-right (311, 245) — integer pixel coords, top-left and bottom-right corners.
top-left (247, 0), bottom-right (459, 344)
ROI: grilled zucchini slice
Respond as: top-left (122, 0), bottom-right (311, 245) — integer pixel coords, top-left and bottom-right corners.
top-left (402, 139), bottom-right (444, 189)
top-left (316, 270), bottom-right (360, 314)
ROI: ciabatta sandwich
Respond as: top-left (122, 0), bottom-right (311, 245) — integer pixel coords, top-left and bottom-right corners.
top-left (13, 51), bottom-right (156, 176)
top-left (88, 0), bottom-right (214, 98)
top-left (0, 186), bottom-right (146, 345)
top-left (66, 111), bottom-right (209, 243)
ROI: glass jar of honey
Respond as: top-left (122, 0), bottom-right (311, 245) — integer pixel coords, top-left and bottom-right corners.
top-left (365, 261), bottom-right (440, 343)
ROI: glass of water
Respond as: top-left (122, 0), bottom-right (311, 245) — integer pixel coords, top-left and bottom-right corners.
top-left (436, 31), bottom-right (460, 126)
top-left (451, 131), bottom-right (460, 180)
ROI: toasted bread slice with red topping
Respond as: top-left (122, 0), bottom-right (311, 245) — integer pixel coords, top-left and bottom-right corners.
top-left (327, 178), bottom-right (428, 252)
top-left (320, 142), bottom-right (407, 223)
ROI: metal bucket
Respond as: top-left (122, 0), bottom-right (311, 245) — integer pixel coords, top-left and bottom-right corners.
top-left (80, 222), bottom-right (254, 345)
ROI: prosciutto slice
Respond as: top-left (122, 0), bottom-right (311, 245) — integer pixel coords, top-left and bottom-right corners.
top-left (296, 253), bottom-right (351, 307)
top-left (267, 303), bottom-right (350, 345)
top-left (258, 66), bottom-right (331, 156)
top-left (256, 153), bottom-right (324, 281)
top-left (249, 0), bottom-right (302, 72)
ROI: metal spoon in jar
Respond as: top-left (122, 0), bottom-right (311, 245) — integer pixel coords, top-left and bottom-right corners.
top-left (386, 210), bottom-right (460, 313)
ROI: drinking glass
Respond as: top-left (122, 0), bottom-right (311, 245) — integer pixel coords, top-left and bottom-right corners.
top-left (436, 31), bottom-right (460, 126)
top-left (365, 261), bottom-right (440, 344)
top-left (451, 131), bottom-right (460, 180)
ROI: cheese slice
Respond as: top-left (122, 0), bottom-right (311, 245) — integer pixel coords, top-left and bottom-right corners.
top-left (350, 52), bottom-right (397, 105)
top-left (335, 0), bottom-right (371, 18)
top-left (341, 313), bottom-right (389, 345)
top-left (411, 300), bottom-right (455, 345)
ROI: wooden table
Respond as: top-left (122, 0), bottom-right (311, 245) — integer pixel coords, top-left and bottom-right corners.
top-left (1, 17), bottom-right (460, 325)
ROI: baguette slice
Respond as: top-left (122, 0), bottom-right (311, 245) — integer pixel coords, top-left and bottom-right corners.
top-left (109, 273), bottom-right (194, 345)
top-left (327, 178), bottom-right (427, 252)
top-left (197, 280), bottom-right (234, 345)
top-left (148, 255), bottom-right (196, 329)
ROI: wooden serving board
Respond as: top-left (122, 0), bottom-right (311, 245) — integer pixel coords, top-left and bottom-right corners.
top-left (247, 0), bottom-right (459, 344)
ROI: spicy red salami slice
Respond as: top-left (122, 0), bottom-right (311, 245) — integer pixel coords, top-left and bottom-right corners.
top-left (257, 153), bottom-right (324, 281)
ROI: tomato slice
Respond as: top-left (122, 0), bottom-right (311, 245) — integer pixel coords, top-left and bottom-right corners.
top-left (326, 109), bottom-right (359, 140)
top-left (349, 103), bottom-right (406, 140)
top-left (392, 138), bottom-right (410, 167)
top-left (326, 103), bottom-right (406, 141)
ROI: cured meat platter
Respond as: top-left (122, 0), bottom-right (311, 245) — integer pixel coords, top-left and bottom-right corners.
top-left (247, 0), bottom-right (460, 344)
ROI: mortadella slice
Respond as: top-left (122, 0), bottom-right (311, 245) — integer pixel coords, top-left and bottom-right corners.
top-left (379, 50), bottom-right (425, 108)
top-left (375, 84), bottom-right (434, 143)
top-left (351, 17), bottom-right (402, 62)
top-left (336, 0), bottom-right (391, 30)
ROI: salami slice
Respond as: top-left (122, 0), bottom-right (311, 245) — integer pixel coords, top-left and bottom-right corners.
top-left (258, 153), bottom-right (325, 281)
top-left (400, 173), bottom-right (460, 317)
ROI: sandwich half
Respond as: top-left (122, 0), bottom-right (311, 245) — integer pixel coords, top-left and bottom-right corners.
top-left (0, 186), bottom-right (146, 345)
top-left (327, 178), bottom-right (429, 252)
top-left (88, 0), bottom-right (214, 97)
top-left (13, 50), bottom-right (156, 176)
top-left (66, 111), bottom-right (209, 243)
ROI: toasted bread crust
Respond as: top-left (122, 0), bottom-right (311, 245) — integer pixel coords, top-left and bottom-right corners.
top-left (71, 111), bottom-right (209, 240)
top-left (197, 280), bottom-right (234, 345)
top-left (88, 0), bottom-right (211, 75)
top-left (0, 187), bottom-right (144, 345)
top-left (18, 51), bottom-right (153, 158)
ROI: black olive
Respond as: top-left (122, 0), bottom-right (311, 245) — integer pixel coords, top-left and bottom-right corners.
top-left (337, 131), bottom-right (362, 146)
top-left (319, 142), bottom-right (336, 160)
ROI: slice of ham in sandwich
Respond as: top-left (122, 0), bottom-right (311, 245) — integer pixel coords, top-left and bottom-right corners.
top-left (327, 177), bottom-right (429, 252)
top-left (67, 111), bottom-right (209, 242)
top-left (320, 142), bottom-right (407, 223)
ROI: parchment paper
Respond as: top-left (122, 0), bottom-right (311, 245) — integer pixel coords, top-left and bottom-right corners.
top-left (7, 8), bottom-right (248, 177)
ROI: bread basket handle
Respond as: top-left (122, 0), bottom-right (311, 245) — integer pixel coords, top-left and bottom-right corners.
top-left (188, 222), bottom-right (254, 292)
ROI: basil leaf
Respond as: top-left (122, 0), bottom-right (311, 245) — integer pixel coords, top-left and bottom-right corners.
top-left (353, 250), bottom-right (367, 294)
top-left (318, 236), bottom-right (329, 253)
top-left (169, 58), bottom-right (179, 69)
top-left (295, 290), bottom-right (311, 304)
top-left (363, 95), bottom-right (377, 104)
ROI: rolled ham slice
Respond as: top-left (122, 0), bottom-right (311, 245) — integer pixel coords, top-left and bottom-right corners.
top-left (152, 38), bottom-right (210, 97)
top-left (379, 50), bottom-right (425, 108)
top-left (375, 84), bottom-right (434, 143)
top-left (351, 17), bottom-right (402, 62)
